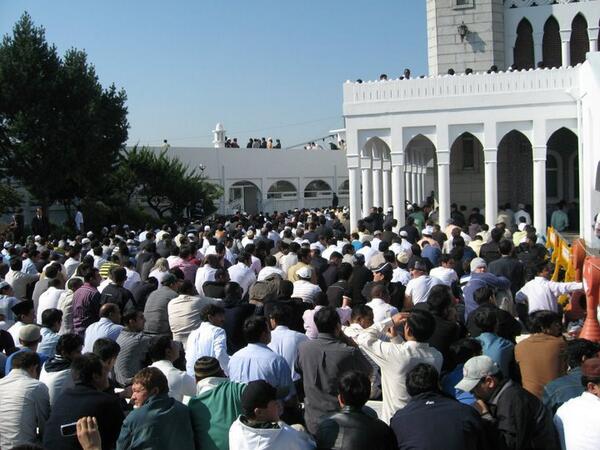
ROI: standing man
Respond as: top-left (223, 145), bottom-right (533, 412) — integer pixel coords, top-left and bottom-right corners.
top-left (31, 207), bottom-right (49, 238)
top-left (74, 207), bottom-right (85, 234)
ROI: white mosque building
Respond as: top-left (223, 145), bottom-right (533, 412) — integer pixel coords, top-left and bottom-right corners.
top-left (344, 0), bottom-right (600, 246)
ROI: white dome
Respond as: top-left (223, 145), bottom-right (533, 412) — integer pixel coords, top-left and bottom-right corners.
top-left (215, 122), bottom-right (224, 131)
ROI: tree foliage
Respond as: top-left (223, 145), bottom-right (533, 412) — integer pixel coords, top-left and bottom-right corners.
top-left (0, 13), bottom-right (128, 213)
top-left (120, 146), bottom-right (223, 220)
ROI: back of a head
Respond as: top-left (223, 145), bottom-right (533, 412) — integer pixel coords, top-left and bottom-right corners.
top-left (10, 257), bottom-right (23, 272)
top-left (314, 306), bottom-right (340, 334)
top-left (243, 316), bottom-right (269, 343)
top-left (179, 280), bottom-right (196, 296)
top-left (200, 303), bottom-right (225, 322)
top-left (407, 309), bottom-right (436, 342)
top-left (337, 262), bottom-right (353, 281)
top-left (269, 304), bottom-right (291, 327)
top-left (45, 263), bottom-right (60, 279)
top-left (406, 363), bottom-right (440, 397)
top-left (71, 353), bottom-right (104, 385)
top-left (111, 267), bottom-right (127, 284)
top-left (473, 286), bottom-right (494, 305)
top-left (498, 239), bottom-right (513, 256)
top-left (338, 370), bottom-right (371, 408)
top-left (149, 336), bottom-right (173, 362)
top-left (528, 310), bottom-right (561, 333)
top-left (473, 307), bottom-right (498, 333)
top-left (42, 308), bottom-right (63, 329)
top-left (56, 333), bottom-right (84, 358)
top-left (491, 228), bottom-right (504, 243)
top-left (566, 339), bottom-right (600, 369)
top-left (93, 338), bottom-right (121, 362)
top-left (132, 367), bottom-right (169, 395)
top-left (449, 338), bottom-right (482, 367)
top-left (11, 351), bottom-right (40, 372)
top-left (426, 285), bottom-right (453, 315)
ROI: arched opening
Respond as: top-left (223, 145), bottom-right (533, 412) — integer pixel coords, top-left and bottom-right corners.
top-left (498, 130), bottom-right (533, 211)
top-left (404, 135), bottom-right (437, 207)
top-left (267, 180), bottom-right (297, 199)
top-left (450, 132), bottom-right (485, 210)
top-left (304, 179), bottom-right (332, 199)
top-left (338, 179), bottom-right (349, 196)
top-left (543, 16), bottom-right (562, 68)
top-left (514, 19), bottom-right (535, 70)
top-left (570, 14), bottom-right (589, 65)
top-left (546, 128), bottom-right (579, 230)
top-left (230, 180), bottom-right (261, 215)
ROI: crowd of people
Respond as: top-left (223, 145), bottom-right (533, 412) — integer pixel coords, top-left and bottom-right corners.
top-left (244, 138), bottom-right (282, 149)
top-left (0, 202), bottom-right (598, 450)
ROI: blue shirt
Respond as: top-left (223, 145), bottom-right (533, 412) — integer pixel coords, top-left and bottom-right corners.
top-left (228, 343), bottom-right (293, 397)
top-left (38, 327), bottom-right (61, 358)
top-left (83, 317), bottom-right (124, 353)
top-left (268, 326), bottom-right (308, 381)
top-left (543, 367), bottom-right (584, 413)
top-left (475, 332), bottom-right (514, 378)
top-left (4, 347), bottom-right (47, 374)
top-left (441, 364), bottom-right (475, 405)
top-left (462, 272), bottom-right (510, 320)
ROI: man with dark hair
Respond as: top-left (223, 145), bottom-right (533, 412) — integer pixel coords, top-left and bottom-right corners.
top-left (149, 336), bottom-right (195, 402)
top-left (466, 286), bottom-right (522, 342)
top-left (488, 239), bottom-right (525, 296)
top-left (472, 307), bottom-right (515, 378)
top-left (268, 304), bottom-right (308, 383)
top-left (7, 299), bottom-right (35, 345)
top-left (229, 380), bottom-right (315, 449)
top-left (32, 262), bottom-right (61, 310)
top-left (143, 272), bottom-right (182, 336)
top-left (0, 351), bottom-right (49, 449)
top-left (316, 370), bottom-right (396, 449)
top-left (58, 277), bottom-right (84, 335)
top-left (227, 251), bottom-right (256, 298)
top-left (83, 303), bottom-right (123, 353)
top-left (543, 338), bottom-right (600, 412)
top-left (38, 308), bottom-right (63, 357)
top-left (479, 227), bottom-right (504, 264)
top-left (391, 363), bottom-right (488, 450)
top-left (115, 310), bottom-right (153, 387)
top-left (43, 353), bottom-right (124, 450)
top-left (515, 310), bottom-right (567, 398)
top-left (355, 309), bottom-right (442, 423)
top-left (326, 262), bottom-right (353, 307)
top-left (72, 265), bottom-right (102, 337)
top-left (100, 266), bottom-right (136, 315)
top-left (554, 357), bottom-right (600, 448)
top-left (297, 306), bottom-right (371, 434)
top-left (130, 276), bottom-right (158, 311)
top-left (40, 333), bottom-right (83, 406)
top-left (37, 277), bottom-right (65, 324)
top-left (456, 355), bottom-right (559, 450)
top-left (185, 303), bottom-right (229, 376)
top-left (228, 316), bottom-right (293, 397)
top-left (117, 367), bottom-right (195, 449)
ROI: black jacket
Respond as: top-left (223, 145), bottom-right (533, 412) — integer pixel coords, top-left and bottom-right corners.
top-left (488, 256), bottom-right (526, 296)
top-left (43, 383), bottom-right (124, 450)
top-left (349, 265), bottom-right (373, 305)
top-left (467, 303), bottom-right (522, 343)
top-left (481, 379), bottom-right (560, 450)
top-left (316, 406), bottom-right (397, 450)
top-left (391, 391), bottom-right (490, 450)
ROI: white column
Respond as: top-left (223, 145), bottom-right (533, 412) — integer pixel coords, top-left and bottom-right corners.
top-left (392, 164), bottom-right (406, 227)
top-left (372, 168), bottom-right (382, 208)
top-left (437, 151), bottom-right (451, 227)
top-left (382, 168), bottom-right (391, 210)
top-left (484, 148), bottom-right (498, 226)
top-left (410, 168), bottom-right (418, 205)
top-left (533, 148), bottom-right (547, 232)
top-left (348, 167), bottom-right (361, 232)
top-left (560, 30), bottom-right (571, 67)
top-left (361, 168), bottom-right (372, 218)
top-left (417, 169), bottom-right (425, 205)
top-left (589, 27), bottom-right (599, 52)
top-left (533, 32), bottom-right (544, 66)
top-left (405, 170), bottom-right (412, 203)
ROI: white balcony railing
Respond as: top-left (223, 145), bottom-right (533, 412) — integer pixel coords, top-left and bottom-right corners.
top-left (504, 0), bottom-right (596, 8)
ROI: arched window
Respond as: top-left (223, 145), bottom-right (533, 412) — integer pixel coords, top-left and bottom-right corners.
top-left (570, 14), bottom-right (589, 66)
top-left (543, 16), bottom-right (562, 68)
top-left (304, 180), bottom-right (332, 198)
top-left (546, 154), bottom-right (559, 199)
top-left (267, 180), bottom-right (297, 199)
top-left (514, 19), bottom-right (535, 69)
top-left (338, 180), bottom-right (349, 196)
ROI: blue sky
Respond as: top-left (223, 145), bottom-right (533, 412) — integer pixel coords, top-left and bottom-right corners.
top-left (0, 1), bottom-right (428, 147)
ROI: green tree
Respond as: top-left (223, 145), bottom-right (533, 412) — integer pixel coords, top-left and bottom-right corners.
top-left (0, 13), bottom-right (128, 217)
top-left (121, 146), bottom-right (222, 220)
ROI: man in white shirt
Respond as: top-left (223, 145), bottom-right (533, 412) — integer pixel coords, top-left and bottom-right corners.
top-left (267, 304), bottom-right (308, 382)
top-left (74, 208), bottom-right (84, 233)
top-left (83, 303), bottom-right (124, 353)
top-left (63, 248), bottom-right (81, 279)
top-left (513, 203), bottom-right (532, 226)
top-left (195, 255), bottom-right (219, 296)
top-left (291, 266), bottom-right (321, 304)
top-left (227, 252), bottom-right (257, 298)
top-left (515, 262), bottom-right (583, 314)
top-left (357, 241), bottom-right (378, 268)
top-left (36, 278), bottom-right (65, 324)
top-left (0, 351), bottom-right (50, 449)
top-left (5, 258), bottom-right (39, 301)
top-left (405, 259), bottom-right (443, 306)
top-left (366, 285), bottom-right (399, 323)
top-left (185, 304), bottom-right (229, 377)
top-left (257, 255), bottom-right (285, 281)
top-left (429, 254), bottom-right (459, 287)
top-left (149, 336), bottom-right (196, 402)
top-left (355, 309), bottom-right (442, 424)
top-left (554, 357), bottom-right (600, 450)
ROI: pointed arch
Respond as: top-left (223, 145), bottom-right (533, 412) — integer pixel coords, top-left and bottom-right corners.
top-left (543, 16), bottom-right (562, 68)
top-left (570, 13), bottom-right (589, 66)
top-left (497, 130), bottom-right (533, 208)
top-left (449, 132), bottom-right (485, 209)
top-left (547, 127), bottom-right (579, 204)
top-left (514, 18), bottom-right (535, 70)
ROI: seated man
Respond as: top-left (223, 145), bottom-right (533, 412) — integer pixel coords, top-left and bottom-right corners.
top-left (149, 336), bottom-right (196, 402)
top-left (316, 370), bottom-right (396, 450)
top-left (83, 303), bottom-right (124, 353)
top-left (117, 367), bottom-right (195, 449)
top-left (228, 380), bottom-right (315, 449)
top-left (391, 363), bottom-right (487, 450)
top-left (188, 356), bottom-right (245, 450)
top-left (40, 333), bottom-right (83, 407)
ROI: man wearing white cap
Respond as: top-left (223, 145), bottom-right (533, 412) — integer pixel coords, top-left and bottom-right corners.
top-left (291, 266), bottom-right (321, 304)
top-left (456, 355), bottom-right (559, 449)
top-left (514, 203), bottom-right (531, 226)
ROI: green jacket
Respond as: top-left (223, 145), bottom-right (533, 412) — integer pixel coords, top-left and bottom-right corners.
top-left (188, 379), bottom-right (245, 450)
top-left (116, 393), bottom-right (194, 450)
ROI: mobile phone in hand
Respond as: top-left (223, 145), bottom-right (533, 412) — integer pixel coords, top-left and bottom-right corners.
top-left (60, 422), bottom-right (78, 437)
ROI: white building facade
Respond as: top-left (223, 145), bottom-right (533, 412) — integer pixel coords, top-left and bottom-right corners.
top-left (345, 0), bottom-right (600, 247)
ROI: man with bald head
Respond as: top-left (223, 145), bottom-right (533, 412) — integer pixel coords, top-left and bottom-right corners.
top-left (83, 303), bottom-right (123, 353)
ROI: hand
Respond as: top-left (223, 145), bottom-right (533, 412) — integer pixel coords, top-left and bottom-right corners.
top-left (342, 296), bottom-right (352, 308)
top-left (76, 417), bottom-right (102, 450)
top-left (391, 312), bottom-right (410, 327)
top-left (473, 399), bottom-right (489, 416)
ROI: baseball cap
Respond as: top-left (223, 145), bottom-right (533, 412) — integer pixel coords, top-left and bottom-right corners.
top-left (240, 380), bottom-right (278, 416)
top-left (19, 324), bottom-right (42, 343)
top-left (296, 266), bottom-right (312, 279)
top-left (400, 231), bottom-right (408, 238)
top-left (455, 355), bottom-right (500, 392)
top-left (470, 257), bottom-right (487, 272)
top-left (309, 243), bottom-right (320, 251)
